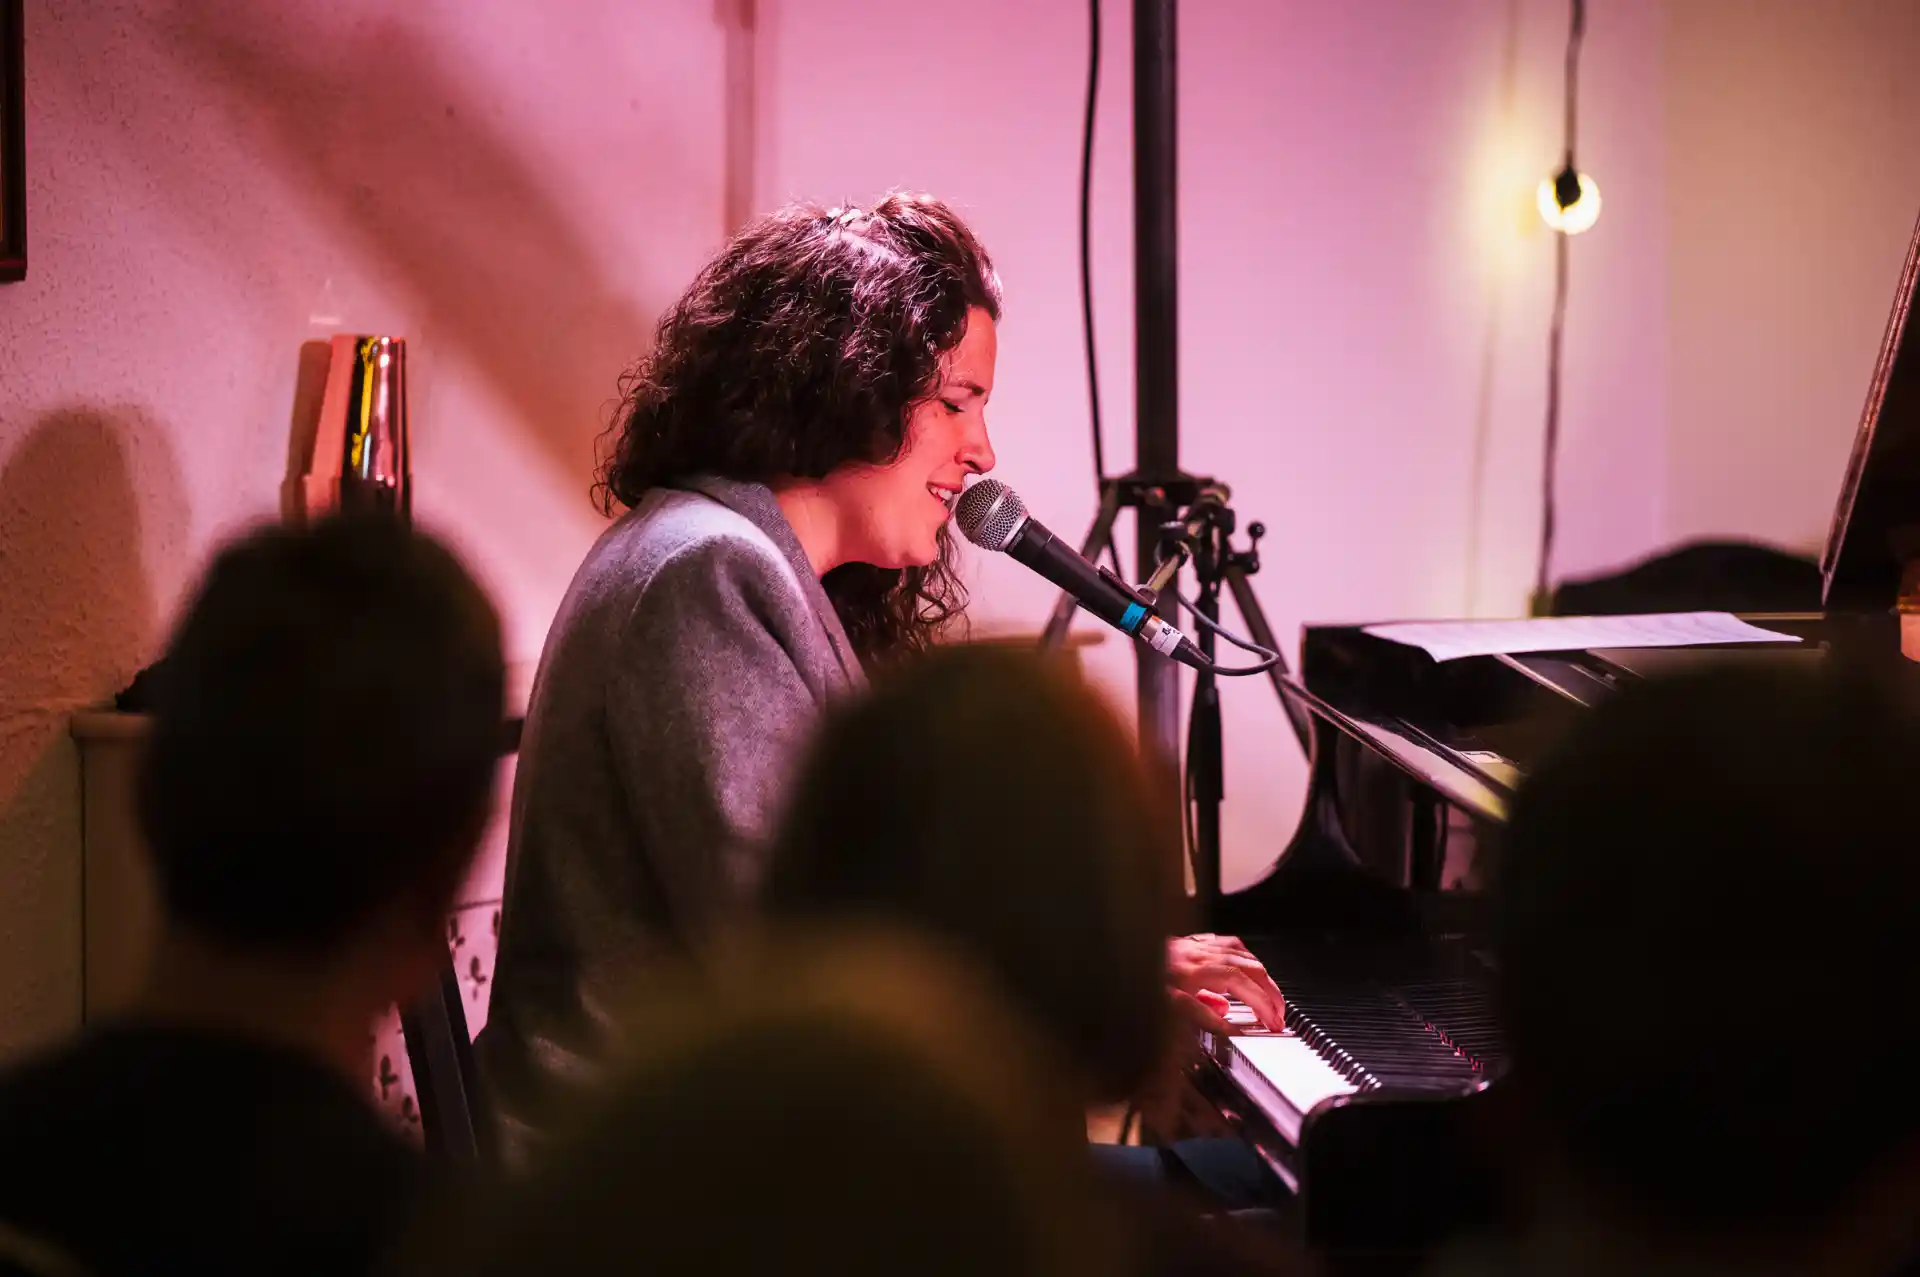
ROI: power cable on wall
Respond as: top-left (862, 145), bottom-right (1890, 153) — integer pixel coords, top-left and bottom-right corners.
top-left (1081, 0), bottom-right (1124, 575)
top-left (1535, 0), bottom-right (1591, 612)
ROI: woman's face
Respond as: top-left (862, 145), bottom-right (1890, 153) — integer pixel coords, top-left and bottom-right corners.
top-left (826, 306), bottom-right (998, 569)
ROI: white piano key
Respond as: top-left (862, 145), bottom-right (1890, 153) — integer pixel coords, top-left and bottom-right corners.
top-left (1224, 1033), bottom-right (1358, 1145)
top-left (1223, 1002), bottom-right (1262, 1028)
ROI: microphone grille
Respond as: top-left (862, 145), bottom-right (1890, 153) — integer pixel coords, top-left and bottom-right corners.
top-left (953, 479), bottom-right (1027, 552)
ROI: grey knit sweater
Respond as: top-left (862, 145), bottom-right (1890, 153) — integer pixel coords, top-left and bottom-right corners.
top-left (475, 477), bottom-right (865, 1157)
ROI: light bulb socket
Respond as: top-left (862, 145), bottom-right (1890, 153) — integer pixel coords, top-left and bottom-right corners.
top-left (1552, 163), bottom-right (1583, 210)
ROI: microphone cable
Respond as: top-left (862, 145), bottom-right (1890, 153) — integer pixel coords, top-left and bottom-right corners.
top-left (1171, 589), bottom-right (1282, 676)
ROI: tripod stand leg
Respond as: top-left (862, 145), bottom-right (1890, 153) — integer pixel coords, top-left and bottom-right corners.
top-left (1222, 564), bottom-right (1314, 755)
top-left (1041, 479), bottom-right (1124, 649)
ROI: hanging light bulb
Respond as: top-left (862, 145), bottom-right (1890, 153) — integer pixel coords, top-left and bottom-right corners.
top-left (1537, 161), bottom-right (1601, 234)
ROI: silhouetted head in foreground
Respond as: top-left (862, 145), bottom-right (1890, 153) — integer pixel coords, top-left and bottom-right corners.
top-left (390, 931), bottom-right (1120, 1277)
top-left (764, 644), bottom-right (1185, 1103)
top-left (1495, 656), bottom-right (1920, 1272)
top-left (136, 515), bottom-right (504, 1072)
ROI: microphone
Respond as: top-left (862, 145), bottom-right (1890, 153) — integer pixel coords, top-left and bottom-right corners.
top-left (954, 479), bottom-right (1206, 670)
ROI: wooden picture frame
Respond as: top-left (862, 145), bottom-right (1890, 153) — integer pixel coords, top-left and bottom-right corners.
top-left (0, 0), bottom-right (23, 283)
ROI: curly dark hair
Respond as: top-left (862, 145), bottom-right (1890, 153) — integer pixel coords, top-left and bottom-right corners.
top-left (596, 193), bottom-right (1003, 665)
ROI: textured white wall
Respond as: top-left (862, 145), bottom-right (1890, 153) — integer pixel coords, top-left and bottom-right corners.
top-left (0, 0), bottom-right (732, 1053)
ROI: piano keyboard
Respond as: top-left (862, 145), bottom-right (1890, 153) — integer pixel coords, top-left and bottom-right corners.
top-left (1217, 1025), bottom-right (1356, 1145)
top-left (1208, 944), bottom-right (1504, 1163)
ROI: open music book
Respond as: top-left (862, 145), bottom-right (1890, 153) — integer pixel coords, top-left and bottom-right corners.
top-left (1361, 612), bottom-right (1800, 663)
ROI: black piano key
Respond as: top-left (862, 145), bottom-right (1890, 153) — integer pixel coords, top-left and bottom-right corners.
top-left (1251, 937), bottom-right (1508, 1094)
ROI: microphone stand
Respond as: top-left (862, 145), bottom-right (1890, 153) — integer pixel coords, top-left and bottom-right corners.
top-left (1040, 0), bottom-right (1313, 926)
top-left (1184, 519), bottom-right (1225, 926)
top-left (1043, 478), bottom-right (1316, 928)
top-left (1154, 490), bottom-right (1313, 926)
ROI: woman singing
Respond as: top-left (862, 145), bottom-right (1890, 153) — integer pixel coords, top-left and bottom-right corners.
top-left (478, 193), bottom-right (1282, 1157)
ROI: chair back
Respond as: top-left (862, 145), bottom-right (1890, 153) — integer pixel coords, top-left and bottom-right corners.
top-left (399, 961), bottom-right (493, 1162)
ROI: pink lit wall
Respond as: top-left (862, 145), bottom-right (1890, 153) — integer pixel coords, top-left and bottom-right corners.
top-left (2, 0), bottom-right (1917, 1052)
top-left (1664, 0), bottom-right (1920, 554)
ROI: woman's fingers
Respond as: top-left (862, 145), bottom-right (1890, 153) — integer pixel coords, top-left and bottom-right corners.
top-left (1169, 987), bottom-right (1234, 1036)
top-left (1212, 967), bottom-right (1287, 1031)
top-left (1167, 934), bottom-right (1287, 1029)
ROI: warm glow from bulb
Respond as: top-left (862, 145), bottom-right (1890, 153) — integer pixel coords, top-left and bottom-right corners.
top-left (1537, 172), bottom-right (1602, 234)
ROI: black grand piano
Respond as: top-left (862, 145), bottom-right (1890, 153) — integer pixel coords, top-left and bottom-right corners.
top-left (1188, 209), bottom-right (1920, 1260)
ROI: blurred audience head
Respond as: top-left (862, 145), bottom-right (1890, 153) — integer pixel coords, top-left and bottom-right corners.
top-left (391, 929), bottom-right (1121, 1277)
top-left (1495, 657), bottom-right (1920, 1268)
top-left (137, 514), bottom-right (504, 999)
top-left (764, 644), bottom-right (1184, 1103)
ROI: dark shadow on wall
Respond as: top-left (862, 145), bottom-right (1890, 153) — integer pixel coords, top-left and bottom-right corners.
top-left (0, 407), bottom-right (188, 1052)
top-left (161, 3), bottom-right (675, 504)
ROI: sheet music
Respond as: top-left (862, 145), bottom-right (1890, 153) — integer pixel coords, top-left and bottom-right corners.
top-left (1361, 612), bottom-right (1801, 663)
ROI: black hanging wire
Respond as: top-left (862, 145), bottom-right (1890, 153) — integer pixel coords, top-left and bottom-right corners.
top-left (1081, 0), bottom-right (1124, 575)
top-left (1560, 0), bottom-right (1585, 175)
top-left (1537, 236), bottom-right (1570, 610)
top-left (1535, 0), bottom-right (1586, 610)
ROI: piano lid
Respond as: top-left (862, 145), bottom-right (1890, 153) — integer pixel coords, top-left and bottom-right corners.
top-left (1823, 206), bottom-right (1920, 613)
